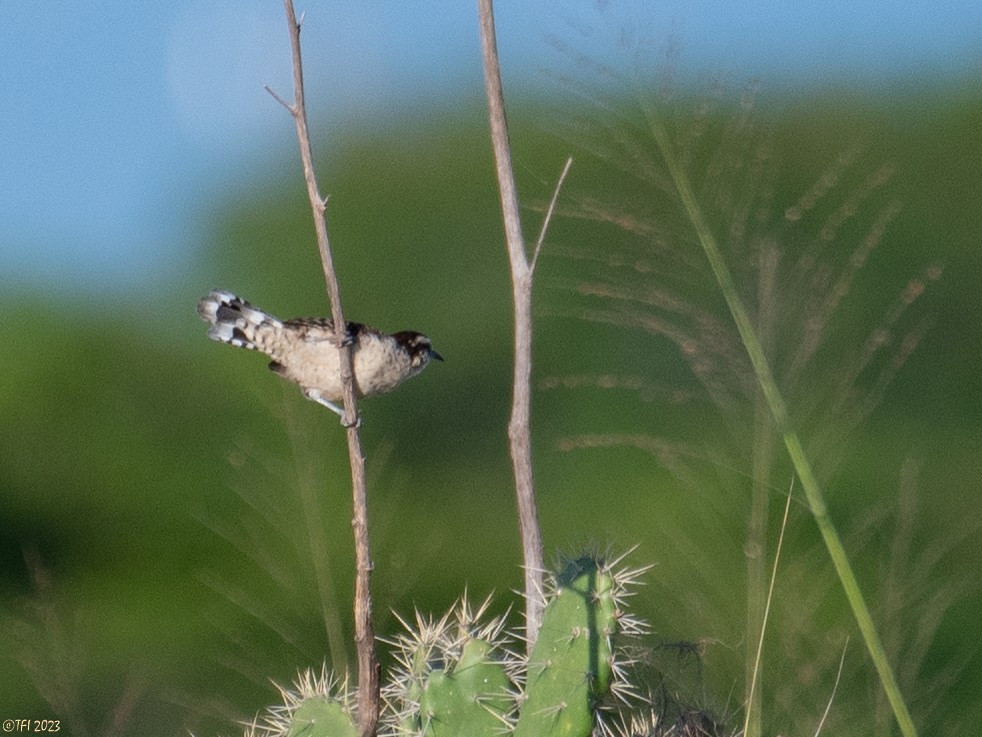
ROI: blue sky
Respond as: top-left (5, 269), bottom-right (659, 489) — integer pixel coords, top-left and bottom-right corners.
top-left (2, 1), bottom-right (980, 298)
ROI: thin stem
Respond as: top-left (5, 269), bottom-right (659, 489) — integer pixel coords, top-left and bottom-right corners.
top-left (814, 639), bottom-right (850, 737)
top-left (646, 112), bottom-right (918, 737)
top-left (477, 0), bottom-right (545, 645)
top-left (743, 480), bottom-right (792, 737)
top-left (744, 244), bottom-right (779, 737)
top-left (274, 2), bottom-right (379, 734)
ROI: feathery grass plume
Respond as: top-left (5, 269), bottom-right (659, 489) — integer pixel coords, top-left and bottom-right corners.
top-left (7, 550), bottom-right (94, 737)
top-left (6, 549), bottom-right (153, 737)
top-left (537, 12), bottom-right (943, 736)
top-left (193, 412), bottom-right (451, 730)
top-left (190, 418), bottom-right (352, 717)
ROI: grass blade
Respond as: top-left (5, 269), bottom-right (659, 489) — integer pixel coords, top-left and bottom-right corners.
top-left (645, 112), bottom-right (918, 737)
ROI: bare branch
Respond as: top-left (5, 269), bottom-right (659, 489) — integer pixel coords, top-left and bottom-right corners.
top-left (275, 1), bottom-right (379, 734)
top-left (477, 0), bottom-right (545, 645)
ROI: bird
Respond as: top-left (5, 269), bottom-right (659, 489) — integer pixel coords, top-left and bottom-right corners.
top-left (197, 289), bottom-right (442, 419)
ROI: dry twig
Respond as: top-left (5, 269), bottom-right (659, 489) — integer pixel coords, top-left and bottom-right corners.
top-left (268, 2), bottom-right (379, 734)
top-left (478, 0), bottom-right (571, 645)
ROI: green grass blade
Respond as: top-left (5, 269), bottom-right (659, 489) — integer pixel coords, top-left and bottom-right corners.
top-left (646, 114), bottom-right (918, 737)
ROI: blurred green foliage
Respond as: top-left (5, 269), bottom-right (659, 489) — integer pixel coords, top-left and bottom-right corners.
top-left (1, 86), bottom-right (980, 736)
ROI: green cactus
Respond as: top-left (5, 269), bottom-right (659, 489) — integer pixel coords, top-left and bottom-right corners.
top-left (418, 637), bottom-right (513, 737)
top-left (284, 697), bottom-right (356, 737)
top-left (384, 599), bottom-right (519, 737)
top-left (513, 556), bottom-right (619, 737)
top-left (240, 669), bottom-right (358, 737)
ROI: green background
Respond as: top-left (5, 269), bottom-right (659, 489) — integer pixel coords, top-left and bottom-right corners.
top-left (2, 85), bottom-right (980, 736)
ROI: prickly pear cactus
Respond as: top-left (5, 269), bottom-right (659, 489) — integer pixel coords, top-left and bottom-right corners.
top-left (283, 698), bottom-right (356, 737)
top-left (513, 556), bottom-right (620, 737)
top-left (417, 637), bottom-right (513, 737)
top-left (242, 669), bottom-right (356, 737)
top-left (385, 597), bottom-right (517, 737)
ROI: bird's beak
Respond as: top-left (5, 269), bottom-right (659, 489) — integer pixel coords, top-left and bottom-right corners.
top-left (430, 348), bottom-right (444, 362)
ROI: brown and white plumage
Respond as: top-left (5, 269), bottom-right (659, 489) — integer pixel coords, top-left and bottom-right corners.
top-left (197, 290), bottom-right (442, 415)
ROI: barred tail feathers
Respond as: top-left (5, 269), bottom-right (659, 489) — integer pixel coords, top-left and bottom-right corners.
top-left (197, 290), bottom-right (285, 355)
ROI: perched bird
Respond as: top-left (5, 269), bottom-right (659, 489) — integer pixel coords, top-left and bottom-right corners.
top-left (197, 289), bottom-right (442, 418)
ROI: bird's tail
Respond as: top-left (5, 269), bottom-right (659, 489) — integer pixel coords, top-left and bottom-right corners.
top-left (197, 290), bottom-right (284, 354)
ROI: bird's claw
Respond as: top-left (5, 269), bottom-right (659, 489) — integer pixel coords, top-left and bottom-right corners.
top-left (340, 411), bottom-right (362, 429)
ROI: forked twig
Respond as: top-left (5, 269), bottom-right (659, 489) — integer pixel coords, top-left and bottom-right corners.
top-left (478, 0), bottom-right (570, 646)
top-left (269, 2), bottom-right (379, 734)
